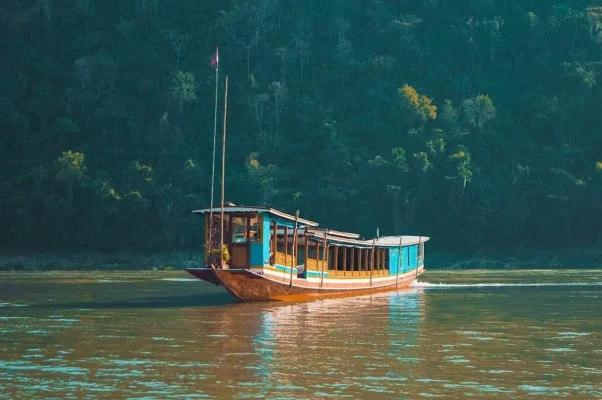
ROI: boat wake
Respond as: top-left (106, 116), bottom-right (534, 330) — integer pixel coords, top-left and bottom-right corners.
top-left (412, 281), bottom-right (602, 288)
top-left (158, 278), bottom-right (199, 282)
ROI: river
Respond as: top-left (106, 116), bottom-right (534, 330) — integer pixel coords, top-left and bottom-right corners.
top-left (1, 270), bottom-right (601, 398)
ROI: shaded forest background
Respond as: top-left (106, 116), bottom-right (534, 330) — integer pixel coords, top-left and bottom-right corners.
top-left (1, 0), bottom-right (602, 255)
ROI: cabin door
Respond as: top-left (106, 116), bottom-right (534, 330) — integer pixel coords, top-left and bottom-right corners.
top-left (228, 216), bottom-right (249, 268)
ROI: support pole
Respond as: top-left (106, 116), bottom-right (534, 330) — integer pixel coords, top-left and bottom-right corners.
top-left (320, 230), bottom-right (328, 288)
top-left (304, 235), bottom-right (309, 270)
top-left (290, 210), bottom-right (299, 287)
top-left (271, 222), bottom-right (277, 265)
top-left (416, 237), bottom-right (422, 279)
top-left (284, 226), bottom-right (288, 279)
top-left (370, 239), bottom-right (375, 286)
top-left (396, 237), bottom-right (403, 287)
top-left (343, 246), bottom-right (347, 276)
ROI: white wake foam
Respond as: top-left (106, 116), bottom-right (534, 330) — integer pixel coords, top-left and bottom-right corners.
top-left (412, 281), bottom-right (602, 288)
top-left (158, 278), bottom-right (198, 282)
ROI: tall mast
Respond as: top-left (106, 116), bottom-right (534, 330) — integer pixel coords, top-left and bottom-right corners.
top-left (208, 46), bottom-right (219, 263)
top-left (220, 76), bottom-right (229, 268)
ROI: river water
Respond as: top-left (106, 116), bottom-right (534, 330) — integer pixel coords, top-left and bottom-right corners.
top-left (0, 270), bottom-right (601, 399)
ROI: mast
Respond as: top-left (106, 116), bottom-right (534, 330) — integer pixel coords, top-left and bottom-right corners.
top-left (220, 76), bottom-right (228, 268)
top-left (208, 47), bottom-right (219, 263)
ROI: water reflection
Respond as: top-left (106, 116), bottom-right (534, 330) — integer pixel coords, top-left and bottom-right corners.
top-left (1, 271), bottom-right (601, 399)
top-left (235, 289), bottom-right (425, 398)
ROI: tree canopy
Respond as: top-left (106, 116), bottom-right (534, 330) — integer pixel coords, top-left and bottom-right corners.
top-left (1, 0), bottom-right (601, 253)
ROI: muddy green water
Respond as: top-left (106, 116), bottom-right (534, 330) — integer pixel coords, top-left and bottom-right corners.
top-left (0, 270), bottom-right (601, 399)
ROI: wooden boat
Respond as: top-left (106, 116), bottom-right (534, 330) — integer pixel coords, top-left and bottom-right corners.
top-left (185, 204), bottom-right (428, 301)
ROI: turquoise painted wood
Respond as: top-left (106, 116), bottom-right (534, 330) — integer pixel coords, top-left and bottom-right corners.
top-left (261, 213), bottom-right (271, 265)
top-left (389, 248), bottom-right (400, 274)
top-left (304, 270), bottom-right (329, 278)
top-left (402, 246), bottom-right (409, 272)
top-left (274, 264), bottom-right (298, 274)
top-left (249, 213), bottom-right (271, 266)
top-left (249, 242), bottom-right (264, 266)
top-left (409, 245), bottom-right (418, 270)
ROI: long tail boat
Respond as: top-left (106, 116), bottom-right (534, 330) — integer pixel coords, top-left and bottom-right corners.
top-left (185, 204), bottom-right (428, 301)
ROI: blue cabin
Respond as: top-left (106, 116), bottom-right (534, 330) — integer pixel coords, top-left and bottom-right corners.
top-left (195, 204), bottom-right (427, 279)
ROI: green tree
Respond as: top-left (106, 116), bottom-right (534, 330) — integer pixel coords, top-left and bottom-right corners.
top-left (169, 71), bottom-right (197, 113)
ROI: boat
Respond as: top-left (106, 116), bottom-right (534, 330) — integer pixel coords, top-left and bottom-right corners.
top-left (185, 204), bottom-right (428, 301)
top-left (187, 69), bottom-right (428, 301)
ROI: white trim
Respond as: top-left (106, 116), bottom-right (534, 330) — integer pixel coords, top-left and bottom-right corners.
top-left (249, 268), bottom-right (422, 291)
top-left (308, 228), bottom-right (360, 239)
top-left (305, 275), bottom-right (397, 284)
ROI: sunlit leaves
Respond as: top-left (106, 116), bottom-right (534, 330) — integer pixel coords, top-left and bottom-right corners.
top-left (461, 94), bottom-right (496, 130)
top-left (391, 147), bottom-right (409, 172)
top-left (168, 70), bottom-right (197, 112)
top-left (247, 152), bottom-right (261, 170)
top-left (586, 6), bottom-right (602, 43)
top-left (449, 145), bottom-right (473, 191)
top-left (56, 151), bottom-right (87, 185)
top-left (129, 161), bottom-right (154, 185)
top-left (399, 84), bottom-right (437, 121)
top-left (54, 151), bottom-right (88, 200)
top-left (368, 155), bottom-right (388, 168)
top-left (412, 152), bottom-right (431, 172)
top-left (564, 62), bottom-right (599, 88)
top-left (440, 100), bottom-right (459, 130)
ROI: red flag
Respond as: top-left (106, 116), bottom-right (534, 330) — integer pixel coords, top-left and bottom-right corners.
top-left (210, 46), bottom-right (219, 68)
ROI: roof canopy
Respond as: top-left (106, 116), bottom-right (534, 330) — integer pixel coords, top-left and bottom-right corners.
top-left (306, 230), bottom-right (429, 248)
top-left (192, 204), bottom-right (320, 227)
top-left (192, 203), bottom-right (429, 247)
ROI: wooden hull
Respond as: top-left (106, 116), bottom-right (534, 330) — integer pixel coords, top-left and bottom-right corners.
top-left (185, 266), bottom-right (425, 302)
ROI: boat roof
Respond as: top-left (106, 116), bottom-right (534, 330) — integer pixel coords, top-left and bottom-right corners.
top-left (192, 204), bottom-right (320, 227)
top-left (193, 203), bottom-right (429, 247)
top-left (306, 230), bottom-right (429, 248)
top-left (373, 235), bottom-right (430, 246)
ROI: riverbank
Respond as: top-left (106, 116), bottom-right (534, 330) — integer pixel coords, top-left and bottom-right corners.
top-left (0, 251), bottom-right (203, 271)
top-left (0, 246), bottom-right (601, 271)
top-left (429, 245), bottom-right (602, 270)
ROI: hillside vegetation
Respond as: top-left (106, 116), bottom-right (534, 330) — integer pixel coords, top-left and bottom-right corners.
top-left (1, 1), bottom-right (602, 254)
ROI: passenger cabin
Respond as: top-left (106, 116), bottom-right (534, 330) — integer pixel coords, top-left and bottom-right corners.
top-left (194, 204), bottom-right (426, 279)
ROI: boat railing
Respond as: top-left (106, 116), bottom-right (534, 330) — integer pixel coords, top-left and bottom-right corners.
top-left (275, 251), bottom-right (295, 267)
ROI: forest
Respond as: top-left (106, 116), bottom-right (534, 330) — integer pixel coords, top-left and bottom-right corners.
top-left (1, 0), bottom-right (602, 255)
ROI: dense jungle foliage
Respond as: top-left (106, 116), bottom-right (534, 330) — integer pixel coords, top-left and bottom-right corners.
top-left (1, 0), bottom-right (602, 253)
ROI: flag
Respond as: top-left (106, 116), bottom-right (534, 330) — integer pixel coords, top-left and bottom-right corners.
top-left (210, 46), bottom-right (219, 68)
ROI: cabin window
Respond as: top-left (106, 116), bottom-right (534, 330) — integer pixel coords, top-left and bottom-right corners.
top-left (418, 242), bottom-right (424, 259)
top-left (231, 217), bottom-right (247, 243)
top-left (308, 245), bottom-right (317, 259)
top-left (249, 215), bottom-right (262, 242)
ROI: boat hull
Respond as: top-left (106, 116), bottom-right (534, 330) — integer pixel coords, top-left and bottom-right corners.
top-left (186, 266), bottom-right (424, 302)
